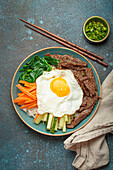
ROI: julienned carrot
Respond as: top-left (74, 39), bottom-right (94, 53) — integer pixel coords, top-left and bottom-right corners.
top-left (14, 82), bottom-right (38, 110)
top-left (14, 96), bottom-right (32, 102)
top-left (25, 99), bottom-right (37, 104)
top-left (24, 84), bottom-right (35, 88)
top-left (18, 91), bottom-right (36, 98)
top-left (15, 94), bottom-right (35, 102)
top-left (18, 101), bottom-right (26, 105)
top-left (16, 84), bottom-right (36, 100)
top-left (14, 94), bottom-right (37, 104)
top-left (19, 80), bottom-right (36, 86)
top-left (19, 80), bottom-right (37, 89)
top-left (17, 93), bottom-right (23, 96)
top-left (20, 101), bottom-right (37, 109)
top-left (17, 93), bottom-right (36, 99)
top-left (25, 83), bottom-right (37, 88)
top-left (17, 93), bottom-right (27, 98)
top-left (29, 86), bottom-right (37, 92)
top-left (33, 112), bottom-right (39, 122)
top-left (19, 80), bottom-right (36, 90)
top-left (17, 87), bottom-right (36, 97)
top-left (31, 90), bottom-right (36, 95)
top-left (26, 103), bottom-right (37, 110)
top-left (18, 91), bottom-right (36, 99)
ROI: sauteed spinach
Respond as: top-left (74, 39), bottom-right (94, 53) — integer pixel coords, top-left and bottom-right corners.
top-left (19, 55), bottom-right (59, 82)
top-left (44, 56), bottom-right (59, 67)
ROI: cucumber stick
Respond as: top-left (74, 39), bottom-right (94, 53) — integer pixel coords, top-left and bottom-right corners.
top-left (63, 121), bottom-right (66, 132)
top-left (34, 113), bottom-right (68, 133)
top-left (46, 113), bottom-right (49, 125)
top-left (50, 117), bottom-right (58, 134)
top-left (43, 113), bottom-right (48, 122)
top-left (59, 116), bottom-right (64, 129)
top-left (67, 115), bottom-right (71, 124)
top-left (55, 118), bottom-right (58, 131)
top-left (35, 114), bottom-right (44, 124)
top-left (47, 113), bottom-right (53, 130)
top-left (64, 114), bottom-right (68, 122)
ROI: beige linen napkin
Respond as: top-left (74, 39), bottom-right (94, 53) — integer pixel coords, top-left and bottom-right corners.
top-left (64, 70), bottom-right (113, 170)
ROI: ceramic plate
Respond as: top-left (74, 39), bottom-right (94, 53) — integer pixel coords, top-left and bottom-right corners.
top-left (11, 47), bottom-right (101, 136)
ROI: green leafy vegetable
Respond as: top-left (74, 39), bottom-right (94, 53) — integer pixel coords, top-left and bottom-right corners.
top-left (44, 56), bottom-right (59, 67)
top-left (19, 55), bottom-right (52, 83)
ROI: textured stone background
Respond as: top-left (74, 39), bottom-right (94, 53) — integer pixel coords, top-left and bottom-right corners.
top-left (0, 0), bottom-right (113, 170)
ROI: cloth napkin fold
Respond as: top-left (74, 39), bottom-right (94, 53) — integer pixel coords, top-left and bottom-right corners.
top-left (64, 70), bottom-right (113, 170)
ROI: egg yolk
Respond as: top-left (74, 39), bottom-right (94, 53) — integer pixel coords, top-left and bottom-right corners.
top-left (50, 77), bottom-right (70, 97)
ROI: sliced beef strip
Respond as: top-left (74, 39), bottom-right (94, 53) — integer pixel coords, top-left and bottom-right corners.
top-left (67, 92), bottom-right (99, 128)
top-left (78, 92), bottom-right (98, 112)
top-left (60, 60), bottom-right (87, 67)
top-left (45, 53), bottom-right (87, 67)
top-left (73, 70), bottom-right (86, 81)
top-left (60, 63), bottom-right (83, 70)
top-left (74, 77), bottom-right (90, 97)
top-left (67, 106), bottom-right (94, 129)
top-left (73, 68), bottom-right (97, 97)
top-left (73, 70), bottom-right (90, 96)
top-left (60, 65), bottom-right (86, 71)
top-left (70, 73), bottom-right (89, 96)
top-left (83, 68), bottom-right (97, 96)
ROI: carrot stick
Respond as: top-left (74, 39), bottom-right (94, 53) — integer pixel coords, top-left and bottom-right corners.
top-left (23, 87), bottom-right (30, 90)
top-left (14, 97), bottom-right (27, 104)
top-left (25, 83), bottom-right (37, 88)
top-left (16, 84), bottom-right (36, 99)
top-left (25, 99), bottom-right (37, 104)
top-left (19, 85), bottom-right (36, 94)
top-left (20, 101), bottom-right (37, 109)
top-left (33, 113), bottom-right (39, 122)
top-left (29, 86), bottom-right (37, 92)
top-left (26, 103), bottom-right (37, 110)
top-left (17, 93), bottom-right (36, 100)
top-left (19, 80), bottom-right (36, 86)
top-left (14, 82), bottom-right (37, 110)
top-left (14, 96), bottom-right (32, 101)
top-left (18, 101), bottom-right (26, 105)
top-left (17, 93), bottom-right (23, 96)
top-left (31, 90), bottom-right (36, 94)
top-left (14, 96), bottom-right (32, 103)
top-left (19, 80), bottom-right (36, 89)
top-left (17, 93), bottom-right (27, 97)
top-left (24, 84), bottom-right (34, 88)
top-left (19, 80), bottom-right (36, 91)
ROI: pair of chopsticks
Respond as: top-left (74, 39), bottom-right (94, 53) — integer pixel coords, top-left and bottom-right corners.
top-left (20, 18), bottom-right (108, 67)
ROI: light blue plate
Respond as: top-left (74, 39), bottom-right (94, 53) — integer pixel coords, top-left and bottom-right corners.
top-left (11, 47), bottom-right (101, 136)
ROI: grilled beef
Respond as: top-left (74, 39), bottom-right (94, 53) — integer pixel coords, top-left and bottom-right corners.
top-left (45, 53), bottom-right (99, 128)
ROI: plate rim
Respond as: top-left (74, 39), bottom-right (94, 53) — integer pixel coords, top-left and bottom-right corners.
top-left (11, 47), bottom-right (101, 136)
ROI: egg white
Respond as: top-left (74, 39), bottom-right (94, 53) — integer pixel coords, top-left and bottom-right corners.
top-left (36, 69), bottom-right (83, 117)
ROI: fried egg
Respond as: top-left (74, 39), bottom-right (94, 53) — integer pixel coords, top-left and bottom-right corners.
top-left (36, 69), bottom-right (83, 117)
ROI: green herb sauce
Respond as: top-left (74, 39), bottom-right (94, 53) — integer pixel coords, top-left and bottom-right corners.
top-left (85, 20), bottom-right (107, 41)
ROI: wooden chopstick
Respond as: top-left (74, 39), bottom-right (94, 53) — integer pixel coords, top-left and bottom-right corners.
top-left (20, 19), bottom-right (108, 67)
top-left (20, 18), bottom-right (103, 60)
